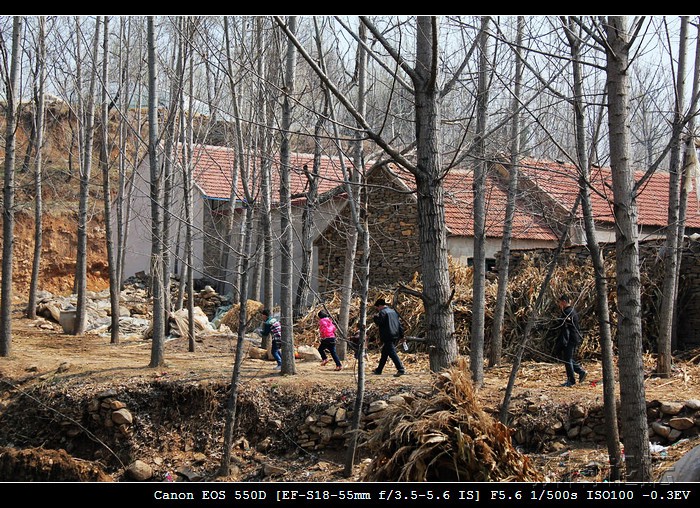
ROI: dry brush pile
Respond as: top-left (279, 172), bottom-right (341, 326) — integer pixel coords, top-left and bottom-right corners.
top-left (360, 357), bottom-right (544, 482)
top-left (290, 250), bottom-right (668, 364)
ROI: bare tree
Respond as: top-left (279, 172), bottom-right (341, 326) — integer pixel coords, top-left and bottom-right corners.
top-left (258, 18), bottom-right (276, 323)
top-left (657, 16), bottom-right (688, 377)
top-left (489, 16), bottom-right (523, 367)
top-left (0, 16), bottom-right (22, 357)
top-left (147, 16), bottom-right (166, 368)
top-left (219, 16), bottom-right (245, 300)
top-left (115, 17), bottom-right (144, 290)
top-left (179, 17), bottom-right (196, 352)
top-left (294, 158), bottom-right (320, 318)
top-left (73, 16), bottom-right (101, 336)
top-left (470, 16), bottom-right (492, 387)
top-left (601, 15), bottom-right (652, 481)
top-left (26, 16), bottom-right (46, 321)
top-left (98, 16), bottom-right (121, 344)
top-left (675, 20), bottom-right (700, 352)
top-left (563, 15), bottom-right (622, 481)
top-left (276, 15), bottom-right (470, 372)
top-left (278, 16), bottom-right (299, 375)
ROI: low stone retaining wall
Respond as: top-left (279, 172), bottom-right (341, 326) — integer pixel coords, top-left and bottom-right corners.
top-left (508, 398), bottom-right (700, 451)
top-left (296, 394), bottom-right (700, 452)
top-left (297, 393), bottom-right (410, 451)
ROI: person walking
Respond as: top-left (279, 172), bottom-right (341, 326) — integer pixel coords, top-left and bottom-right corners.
top-left (317, 310), bottom-right (342, 371)
top-left (555, 294), bottom-right (587, 387)
top-left (372, 298), bottom-right (406, 377)
top-left (261, 309), bottom-right (282, 370)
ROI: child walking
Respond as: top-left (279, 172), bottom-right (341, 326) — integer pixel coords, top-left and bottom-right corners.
top-left (261, 309), bottom-right (282, 370)
top-left (317, 310), bottom-right (342, 371)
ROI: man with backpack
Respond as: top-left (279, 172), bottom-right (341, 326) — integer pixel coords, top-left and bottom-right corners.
top-left (372, 298), bottom-right (406, 377)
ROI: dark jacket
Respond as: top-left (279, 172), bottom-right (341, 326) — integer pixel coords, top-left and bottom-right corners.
top-left (557, 305), bottom-right (581, 348)
top-left (373, 306), bottom-right (404, 343)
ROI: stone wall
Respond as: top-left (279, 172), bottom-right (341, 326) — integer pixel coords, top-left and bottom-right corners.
top-left (296, 392), bottom-right (419, 451)
top-left (294, 390), bottom-right (700, 453)
top-left (510, 398), bottom-right (700, 451)
top-left (316, 168), bottom-right (421, 294)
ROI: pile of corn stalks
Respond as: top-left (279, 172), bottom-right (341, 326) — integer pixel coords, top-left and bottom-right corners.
top-left (361, 357), bottom-right (544, 482)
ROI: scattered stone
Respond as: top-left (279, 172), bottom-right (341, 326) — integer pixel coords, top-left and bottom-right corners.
top-left (651, 421), bottom-right (671, 438)
top-left (127, 460), bottom-right (153, 481)
top-left (367, 400), bottom-right (388, 413)
top-left (570, 405), bottom-right (586, 419)
top-left (660, 444), bottom-right (700, 481)
top-left (685, 399), bottom-right (700, 410)
top-left (263, 463), bottom-right (286, 477)
top-left (660, 402), bottom-right (684, 415)
top-left (669, 417), bottom-right (695, 430)
top-left (111, 408), bottom-right (133, 425)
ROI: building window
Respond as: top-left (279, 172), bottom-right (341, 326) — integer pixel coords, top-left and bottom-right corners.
top-left (467, 258), bottom-right (497, 272)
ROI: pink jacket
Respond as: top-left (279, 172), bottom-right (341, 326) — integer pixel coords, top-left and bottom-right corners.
top-left (319, 317), bottom-right (336, 339)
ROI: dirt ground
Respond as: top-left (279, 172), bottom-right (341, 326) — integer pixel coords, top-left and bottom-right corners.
top-left (2, 206), bottom-right (700, 483)
top-left (2, 301), bottom-right (700, 484)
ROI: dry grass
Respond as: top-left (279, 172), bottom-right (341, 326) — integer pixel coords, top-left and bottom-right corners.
top-left (361, 357), bottom-right (544, 482)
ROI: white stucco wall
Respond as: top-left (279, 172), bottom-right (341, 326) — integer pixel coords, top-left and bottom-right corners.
top-left (447, 236), bottom-right (556, 266)
top-left (115, 158), bottom-right (207, 283)
top-left (116, 157), bottom-right (345, 308)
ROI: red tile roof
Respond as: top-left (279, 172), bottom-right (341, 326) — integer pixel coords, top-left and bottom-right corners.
top-left (518, 157), bottom-right (700, 228)
top-left (384, 163), bottom-right (558, 241)
top-left (187, 144), bottom-right (699, 240)
top-left (190, 144), bottom-right (352, 201)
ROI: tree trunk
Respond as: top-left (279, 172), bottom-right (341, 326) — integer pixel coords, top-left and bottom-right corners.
top-left (0, 16), bottom-right (22, 357)
top-left (489, 16), bottom-right (523, 368)
top-left (221, 17), bottom-right (244, 300)
top-left (294, 159), bottom-right (319, 318)
top-left (219, 194), bottom-right (257, 476)
top-left (470, 16), bottom-right (491, 387)
top-left (148, 16), bottom-right (166, 368)
top-left (674, 25), bottom-right (700, 352)
top-left (343, 160), bottom-right (370, 477)
top-left (564, 16), bottom-right (621, 481)
top-left (98, 16), bottom-right (121, 344)
top-left (74, 17), bottom-right (101, 336)
top-left (179, 20), bottom-right (196, 352)
top-left (657, 17), bottom-right (688, 377)
top-left (604, 15), bottom-right (651, 481)
top-left (27, 16), bottom-right (47, 321)
top-left (257, 17), bottom-right (275, 328)
top-left (414, 17), bottom-right (458, 372)
top-left (279, 16), bottom-right (298, 375)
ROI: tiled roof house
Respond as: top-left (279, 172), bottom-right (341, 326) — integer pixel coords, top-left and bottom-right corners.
top-left (500, 157), bottom-right (700, 244)
top-left (120, 143), bottom-right (700, 305)
top-left (315, 162), bottom-right (558, 293)
top-left (120, 143), bottom-right (350, 305)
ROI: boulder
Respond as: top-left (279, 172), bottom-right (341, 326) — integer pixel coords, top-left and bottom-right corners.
top-left (659, 444), bottom-right (700, 482)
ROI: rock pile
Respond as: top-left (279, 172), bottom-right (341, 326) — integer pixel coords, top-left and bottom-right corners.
top-left (296, 393), bottom-right (413, 451)
top-left (86, 389), bottom-right (134, 439)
